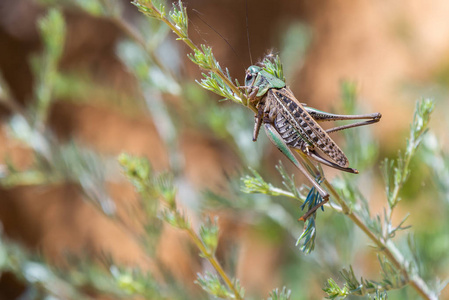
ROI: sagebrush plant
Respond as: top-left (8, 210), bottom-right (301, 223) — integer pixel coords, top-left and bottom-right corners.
top-left (0, 0), bottom-right (448, 299)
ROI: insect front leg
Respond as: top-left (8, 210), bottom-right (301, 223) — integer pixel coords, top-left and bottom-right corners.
top-left (253, 104), bottom-right (264, 141)
top-left (238, 85), bottom-right (260, 103)
top-left (263, 122), bottom-right (329, 202)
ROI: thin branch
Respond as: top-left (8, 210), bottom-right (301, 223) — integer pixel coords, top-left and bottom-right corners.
top-left (322, 170), bottom-right (437, 300)
top-left (186, 229), bottom-right (242, 300)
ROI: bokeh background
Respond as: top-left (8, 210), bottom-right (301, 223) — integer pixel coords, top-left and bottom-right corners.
top-left (0, 0), bottom-right (449, 299)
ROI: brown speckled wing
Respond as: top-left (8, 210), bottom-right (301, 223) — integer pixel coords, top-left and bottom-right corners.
top-left (270, 88), bottom-right (349, 168)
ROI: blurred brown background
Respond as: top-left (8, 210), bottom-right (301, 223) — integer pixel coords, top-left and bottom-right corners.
top-left (1, 0), bottom-right (449, 299)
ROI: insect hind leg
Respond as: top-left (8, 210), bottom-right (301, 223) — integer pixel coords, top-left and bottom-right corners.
top-left (263, 122), bottom-right (329, 200)
top-left (326, 116), bottom-right (381, 134)
top-left (294, 142), bottom-right (359, 174)
top-left (304, 108), bottom-right (382, 134)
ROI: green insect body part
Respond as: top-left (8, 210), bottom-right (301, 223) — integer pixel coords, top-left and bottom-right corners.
top-left (245, 66), bottom-right (286, 98)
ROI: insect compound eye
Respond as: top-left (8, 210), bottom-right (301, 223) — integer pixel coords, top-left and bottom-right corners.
top-left (245, 73), bottom-right (253, 82)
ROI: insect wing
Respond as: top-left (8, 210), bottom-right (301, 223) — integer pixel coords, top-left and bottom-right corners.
top-left (271, 88), bottom-right (349, 168)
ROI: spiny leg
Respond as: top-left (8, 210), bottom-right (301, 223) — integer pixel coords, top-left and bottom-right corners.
top-left (305, 108), bottom-right (381, 133)
top-left (326, 118), bottom-right (380, 134)
top-left (293, 140), bottom-right (358, 174)
top-left (296, 147), bottom-right (358, 174)
top-left (263, 122), bottom-right (329, 202)
top-left (298, 196), bottom-right (328, 221)
top-left (305, 107), bottom-right (381, 122)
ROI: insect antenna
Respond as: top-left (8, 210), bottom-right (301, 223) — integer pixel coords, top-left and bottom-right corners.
top-left (192, 9), bottom-right (245, 71)
top-left (245, 0), bottom-right (253, 65)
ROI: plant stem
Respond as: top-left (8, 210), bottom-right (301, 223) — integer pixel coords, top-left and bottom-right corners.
top-left (387, 145), bottom-right (414, 225)
top-left (295, 147), bottom-right (436, 299)
top-left (320, 170), bottom-right (437, 300)
top-left (185, 228), bottom-right (242, 300)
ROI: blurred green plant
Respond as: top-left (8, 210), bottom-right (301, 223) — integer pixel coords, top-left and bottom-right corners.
top-left (268, 286), bottom-right (292, 300)
top-left (119, 153), bottom-right (246, 300)
top-left (0, 230), bottom-right (145, 299)
top-left (32, 8), bottom-right (66, 126)
top-left (0, 8), bottom-right (149, 299)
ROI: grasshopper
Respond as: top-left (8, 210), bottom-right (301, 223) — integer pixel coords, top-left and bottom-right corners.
top-left (240, 56), bottom-right (381, 221)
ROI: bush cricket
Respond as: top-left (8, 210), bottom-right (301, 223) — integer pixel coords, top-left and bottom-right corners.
top-left (240, 56), bottom-right (381, 221)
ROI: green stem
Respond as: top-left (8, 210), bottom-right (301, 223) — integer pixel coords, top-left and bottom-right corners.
top-left (318, 167), bottom-right (437, 300)
top-left (387, 145), bottom-right (415, 226)
top-left (186, 228), bottom-right (242, 300)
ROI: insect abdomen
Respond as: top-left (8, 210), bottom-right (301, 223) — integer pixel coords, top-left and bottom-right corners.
top-left (274, 113), bottom-right (305, 148)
